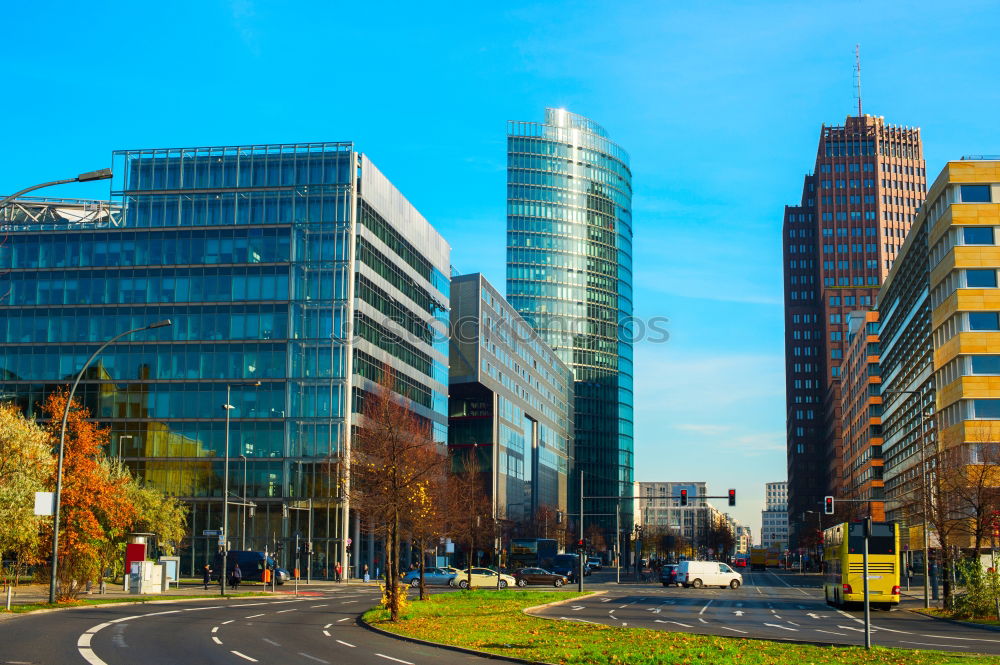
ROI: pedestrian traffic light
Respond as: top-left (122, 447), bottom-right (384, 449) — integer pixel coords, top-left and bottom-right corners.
top-left (824, 496), bottom-right (835, 515)
top-left (680, 489), bottom-right (688, 506)
top-left (728, 489), bottom-right (736, 506)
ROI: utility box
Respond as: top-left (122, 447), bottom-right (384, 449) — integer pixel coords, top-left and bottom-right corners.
top-left (128, 561), bottom-right (163, 594)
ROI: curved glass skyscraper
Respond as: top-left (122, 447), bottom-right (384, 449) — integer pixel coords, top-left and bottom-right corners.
top-left (506, 108), bottom-right (634, 534)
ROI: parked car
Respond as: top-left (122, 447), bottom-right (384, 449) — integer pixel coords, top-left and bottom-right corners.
top-left (660, 564), bottom-right (679, 587)
top-left (676, 560), bottom-right (742, 589)
top-left (587, 557), bottom-right (603, 571)
top-left (449, 567), bottom-right (517, 589)
top-left (401, 567), bottom-right (458, 587)
top-left (513, 568), bottom-right (568, 587)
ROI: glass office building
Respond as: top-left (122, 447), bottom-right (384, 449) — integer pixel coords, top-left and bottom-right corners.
top-left (0, 144), bottom-right (450, 576)
top-left (449, 273), bottom-right (573, 527)
top-left (506, 109), bottom-right (634, 535)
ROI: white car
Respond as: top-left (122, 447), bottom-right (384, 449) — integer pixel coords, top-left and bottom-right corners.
top-left (676, 560), bottom-right (742, 589)
top-left (449, 567), bottom-right (517, 589)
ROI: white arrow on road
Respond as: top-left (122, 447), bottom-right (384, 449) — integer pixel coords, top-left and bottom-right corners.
top-left (764, 623), bottom-right (798, 631)
top-left (655, 619), bottom-right (692, 628)
top-left (733, 610), bottom-right (744, 616)
top-left (806, 613), bottom-right (828, 619)
top-left (570, 606), bottom-right (584, 611)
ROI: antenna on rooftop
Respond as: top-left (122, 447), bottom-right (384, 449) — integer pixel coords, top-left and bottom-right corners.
top-left (854, 44), bottom-right (863, 117)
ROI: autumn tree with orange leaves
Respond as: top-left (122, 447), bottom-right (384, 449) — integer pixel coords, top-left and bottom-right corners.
top-left (350, 366), bottom-right (444, 620)
top-left (42, 391), bottom-right (137, 600)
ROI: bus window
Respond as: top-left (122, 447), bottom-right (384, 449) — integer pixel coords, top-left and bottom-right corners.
top-left (847, 523), bottom-right (896, 555)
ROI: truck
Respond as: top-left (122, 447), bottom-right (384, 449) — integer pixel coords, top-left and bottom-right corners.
top-left (765, 548), bottom-right (781, 568)
top-left (750, 547), bottom-right (767, 571)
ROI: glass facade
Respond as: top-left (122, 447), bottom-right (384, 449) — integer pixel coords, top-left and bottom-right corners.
top-left (506, 109), bottom-right (634, 533)
top-left (0, 144), bottom-right (449, 577)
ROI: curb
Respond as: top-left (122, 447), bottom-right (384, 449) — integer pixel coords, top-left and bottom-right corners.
top-left (908, 609), bottom-right (1000, 632)
top-left (0, 592), bottom-right (276, 618)
top-left (359, 591), bottom-right (600, 665)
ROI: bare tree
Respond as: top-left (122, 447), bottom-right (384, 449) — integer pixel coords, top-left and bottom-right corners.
top-left (403, 447), bottom-right (447, 601)
top-left (946, 424), bottom-right (1000, 555)
top-left (349, 365), bottom-right (441, 621)
top-left (443, 447), bottom-right (492, 588)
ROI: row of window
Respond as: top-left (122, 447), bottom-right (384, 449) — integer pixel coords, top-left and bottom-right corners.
top-left (821, 211), bottom-right (878, 221)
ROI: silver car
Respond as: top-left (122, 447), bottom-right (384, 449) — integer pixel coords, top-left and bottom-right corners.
top-left (401, 567), bottom-right (458, 587)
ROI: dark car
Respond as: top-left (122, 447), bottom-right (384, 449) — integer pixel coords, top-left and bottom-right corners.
top-left (213, 551), bottom-right (286, 585)
top-left (550, 554), bottom-right (591, 581)
top-left (513, 568), bottom-right (567, 588)
top-left (660, 564), bottom-right (679, 587)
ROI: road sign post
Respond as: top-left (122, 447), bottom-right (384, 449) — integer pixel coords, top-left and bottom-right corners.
top-left (863, 517), bottom-right (872, 650)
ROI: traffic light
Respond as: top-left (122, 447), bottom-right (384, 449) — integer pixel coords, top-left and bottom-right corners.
top-left (556, 511), bottom-right (563, 524)
top-left (680, 489), bottom-right (688, 506)
top-left (824, 496), bottom-right (835, 515)
top-left (728, 489), bottom-right (736, 506)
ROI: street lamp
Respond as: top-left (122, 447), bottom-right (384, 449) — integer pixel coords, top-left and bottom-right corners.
top-left (883, 389), bottom-right (933, 609)
top-left (221, 381), bottom-right (260, 597)
top-left (0, 169), bottom-right (113, 208)
top-left (240, 454), bottom-right (248, 551)
top-left (48, 319), bottom-right (172, 604)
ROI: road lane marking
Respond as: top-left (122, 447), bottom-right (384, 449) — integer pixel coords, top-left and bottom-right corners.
top-left (222, 620), bottom-right (234, 625)
top-left (337, 618), bottom-right (351, 622)
top-left (276, 609), bottom-right (297, 613)
top-left (263, 639), bottom-right (281, 647)
top-left (559, 616), bottom-right (600, 624)
top-left (298, 653), bottom-right (330, 664)
top-left (838, 625), bottom-right (876, 633)
top-left (698, 618), bottom-right (708, 624)
top-left (79, 634), bottom-right (93, 648)
top-left (571, 605), bottom-right (585, 610)
top-left (211, 627), bottom-right (219, 633)
top-left (342, 600), bottom-right (358, 604)
top-left (721, 626), bottom-right (748, 634)
top-left (245, 614), bottom-right (266, 618)
top-left (764, 623), bottom-right (798, 631)
top-left (655, 620), bottom-right (693, 628)
top-left (311, 604), bottom-right (328, 608)
top-left (212, 637), bottom-right (223, 645)
top-left (324, 623), bottom-right (333, 628)
top-left (910, 641), bottom-right (961, 649)
top-left (918, 633), bottom-right (1000, 643)
top-left (231, 651), bottom-right (258, 662)
top-left (336, 640), bottom-right (356, 648)
top-left (184, 606), bottom-right (223, 611)
top-left (375, 654), bottom-right (414, 664)
top-left (699, 600), bottom-right (713, 615)
top-left (815, 629), bottom-right (847, 636)
top-left (767, 572), bottom-right (811, 597)
top-left (836, 609), bottom-right (859, 622)
top-left (323, 630), bottom-right (331, 636)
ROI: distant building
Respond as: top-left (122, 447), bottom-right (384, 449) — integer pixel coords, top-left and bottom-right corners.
top-left (760, 481), bottom-right (789, 548)
top-left (782, 114), bottom-right (926, 545)
top-left (635, 481), bottom-right (711, 554)
top-left (448, 274), bottom-right (573, 526)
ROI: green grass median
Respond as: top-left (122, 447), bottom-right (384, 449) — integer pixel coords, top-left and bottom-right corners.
top-left (363, 590), bottom-right (991, 664)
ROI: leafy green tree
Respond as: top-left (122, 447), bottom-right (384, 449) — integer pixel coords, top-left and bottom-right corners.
top-left (0, 404), bottom-right (54, 583)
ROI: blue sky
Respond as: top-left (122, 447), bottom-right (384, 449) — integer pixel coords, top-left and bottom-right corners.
top-left (4, 1), bottom-right (999, 534)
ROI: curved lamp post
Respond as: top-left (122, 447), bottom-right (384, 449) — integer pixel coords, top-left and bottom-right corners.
top-left (48, 319), bottom-right (172, 603)
top-left (0, 169), bottom-right (112, 209)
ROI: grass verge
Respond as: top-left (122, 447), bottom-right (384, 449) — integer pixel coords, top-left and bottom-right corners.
top-left (914, 608), bottom-right (1000, 627)
top-left (1, 592), bottom-right (271, 614)
top-left (363, 590), bottom-right (992, 664)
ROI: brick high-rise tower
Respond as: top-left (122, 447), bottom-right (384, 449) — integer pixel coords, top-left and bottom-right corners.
top-left (782, 114), bottom-right (925, 544)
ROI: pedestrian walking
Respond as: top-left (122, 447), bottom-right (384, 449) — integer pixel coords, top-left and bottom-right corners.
top-left (363, 563), bottom-right (370, 583)
top-left (203, 564), bottom-right (212, 590)
top-left (335, 561), bottom-right (343, 582)
top-left (230, 563), bottom-right (242, 590)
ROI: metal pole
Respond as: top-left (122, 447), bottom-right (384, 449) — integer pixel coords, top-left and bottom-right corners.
top-left (241, 455), bottom-right (248, 551)
top-left (920, 415), bottom-right (931, 610)
top-left (863, 517), bottom-right (872, 650)
top-left (294, 534), bottom-right (300, 596)
top-left (616, 502), bottom-right (621, 584)
top-left (222, 384), bottom-right (232, 598)
top-left (307, 498), bottom-right (313, 584)
top-left (578, 471), bottom-right (584, 593)
top-left (48, 320), bottom-right (170, 604)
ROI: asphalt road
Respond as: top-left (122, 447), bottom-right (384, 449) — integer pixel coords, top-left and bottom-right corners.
top-left (537, 568), bottom-right (1000, 655)
top-left (0, 585), bottom-right (487, 665)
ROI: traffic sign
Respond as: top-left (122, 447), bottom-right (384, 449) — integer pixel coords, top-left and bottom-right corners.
top-left (203, 529), bottom-right (222, 536)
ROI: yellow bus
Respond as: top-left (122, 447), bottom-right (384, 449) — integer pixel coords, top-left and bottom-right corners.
top-left (822, 521), bottom-right (900, 609)
top-left (765, 548), bottom-right (780, 568)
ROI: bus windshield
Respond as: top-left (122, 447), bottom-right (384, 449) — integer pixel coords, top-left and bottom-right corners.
top-left (847, 523), bottom-right (895, 555)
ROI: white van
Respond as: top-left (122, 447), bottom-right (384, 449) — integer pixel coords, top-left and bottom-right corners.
top-left (676, 561), bottom-right (742, 589)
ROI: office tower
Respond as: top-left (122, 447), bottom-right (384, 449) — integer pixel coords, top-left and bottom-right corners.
top-left (0, 143), bottom-right (450, 577)
top-left (507, 108), bottom-right (634, 537)
top-left (782, 114), bottom-right (925, 543)
top-left (879, 159), bottom-right (1000, 538)
top-left (760, 481), bottom-right (789, 548)
top-left (839, 310), bottom-right (883, 519)
top-left (448, 273), bottom-right (574, 525)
